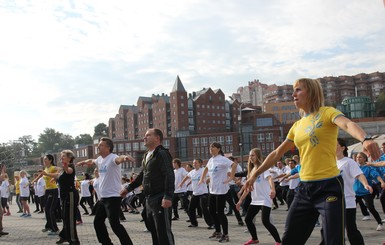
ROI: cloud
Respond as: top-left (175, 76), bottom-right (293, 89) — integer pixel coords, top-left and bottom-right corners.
top-left (0, 0), bottom-right (384, 142)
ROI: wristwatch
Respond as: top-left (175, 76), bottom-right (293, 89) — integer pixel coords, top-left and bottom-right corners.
top-left (361, 135), bottom-right (373, 144)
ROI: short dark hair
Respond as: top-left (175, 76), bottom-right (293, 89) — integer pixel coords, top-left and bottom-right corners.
top-left (45, 154), bottom-right (56, 166)
top-left (173, 158), bottom-right (182, 167)
top-left (100, 137), bottom-right (114, 152)
top-left (153, 128), bottom-right (163, 142)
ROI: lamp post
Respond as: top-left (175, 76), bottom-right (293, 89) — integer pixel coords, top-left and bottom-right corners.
top-left (229, 96), bottom-right (255, 170)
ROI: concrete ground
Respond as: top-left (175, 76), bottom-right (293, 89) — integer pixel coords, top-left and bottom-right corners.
top-left (1, 198), bottom-right (384, 244)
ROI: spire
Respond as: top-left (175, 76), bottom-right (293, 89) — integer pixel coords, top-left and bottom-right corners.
top-left (171, 75), bottom-right (186, 93)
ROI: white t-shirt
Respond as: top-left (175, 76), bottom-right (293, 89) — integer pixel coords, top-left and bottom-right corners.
top-left (250, 170), bottom-right (273, 207)
top-left (19, 177), bottom-right (30, 197)
top-left (0, 179), bottom-right (9, 198)
top-left (80, 180), bottom-right (91, 197)
top-left (269, 166), bottom-right (279, 182)
top-left (92, 177), bottom-right (101, 199)
top-left (36, 177), bottom-right (46, 197)
top-left (288, 175), bottom-right (300, 190)
top-left (228, 164), bottom-right (242, 185)
top-left (96, 153), bottom-right (122, 198)
top-left (337, 157), bottom-right (363, 209)
top-left (279, 166), bottom-right (291, 187)
top-left (174, 167), bottom-right (188, 193)
top-left (207, 155), bottom-right (233, 195)
top-left (188, 167), bottom-right (208, 196)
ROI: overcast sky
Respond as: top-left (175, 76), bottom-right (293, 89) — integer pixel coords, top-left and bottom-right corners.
top-left (1, 0), bottom-right (384, 143)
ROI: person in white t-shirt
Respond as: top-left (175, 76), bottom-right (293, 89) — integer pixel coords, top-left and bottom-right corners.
top-left (337, 138), bottom-right (372, 244)
top-left (199, 142), bottom-right (238, 243)
top-left (77, 137), bottom-right (135, 245)
top-left (79, 173), bottom-right (94, 215)
top-left (179, 158), bottom-right (214, 228)
top-left (236, 148), bottom-right (281, 245)
top-left (0, 163), bottom-right (9, 236)
top-left (19, 170), bottom-right (31, 218)
top-left (0, 173), bottom-right (10, 216)
top-left (171, 158), bottom-right (189, 220)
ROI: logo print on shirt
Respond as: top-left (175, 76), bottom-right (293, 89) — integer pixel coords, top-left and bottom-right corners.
top-left (305, 112), bottom-right (323, 147)
top-left (99, 165), bottom-right (107, 173)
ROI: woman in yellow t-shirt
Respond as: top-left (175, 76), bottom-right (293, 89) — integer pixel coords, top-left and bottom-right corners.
top-left (14, 172), bottom-right (23, 213)
top-left (244, 78), bottom-right (381, 245)
top-left (42, 154), bottom-right (60, 234)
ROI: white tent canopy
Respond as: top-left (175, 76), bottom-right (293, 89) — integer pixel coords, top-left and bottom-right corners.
top-left (347, 134), bottom-right (385, 157)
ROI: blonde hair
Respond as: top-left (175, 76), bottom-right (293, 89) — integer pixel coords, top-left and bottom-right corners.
top-left (247, 148), bottom-right (263, 179)
top-left (294, 78), bottom-right (324, 117)
top-left (61, 150), bottom-right (75, 163)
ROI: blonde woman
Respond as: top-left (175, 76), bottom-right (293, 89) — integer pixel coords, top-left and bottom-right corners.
top-left (244, 78), bottom-right (381, 244)
top-left (236, 148), bottom-right (281, 245)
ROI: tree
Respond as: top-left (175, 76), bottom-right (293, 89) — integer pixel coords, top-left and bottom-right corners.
top-left (75, 134), bottom-right (93, 145)
top-left (94, 123), bottom-right (108, 139)
top-left (375, 92), bottom-right (385, 116)
top-left (18, 135), bottom-right (39, 157)
top-left (38, 128), bottom-right (75, 153)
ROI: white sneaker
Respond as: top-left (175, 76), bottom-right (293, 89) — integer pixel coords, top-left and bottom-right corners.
top-left (382, 218), bottom-right (385, 223)
top-left (362, 215), bottom-right (371, 221)
top-left (376, 224), bottom-right (384, 231)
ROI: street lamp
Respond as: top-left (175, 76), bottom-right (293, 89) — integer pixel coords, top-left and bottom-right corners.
top-left (229, 96), bottom-right (255, 170)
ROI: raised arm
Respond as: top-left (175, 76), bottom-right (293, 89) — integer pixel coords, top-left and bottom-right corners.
top-left (244, 139), bottom-right (294, 191)
top-left (334, 116), bottom-right (381, 160)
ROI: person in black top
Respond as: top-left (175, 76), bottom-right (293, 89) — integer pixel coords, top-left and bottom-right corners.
top-left (121, 128), bottom-right (175, 245)
top-left (43, 150), bottom-right (80, 245)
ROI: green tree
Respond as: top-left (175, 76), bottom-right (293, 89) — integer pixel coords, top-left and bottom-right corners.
top-left (75, 134), bottom-right (93, 145)
top-left (94, 123), bottom-right (108, 139)
top-left (38, 128), bottom-right (75, 153)
top-left (375, 92), bottom-right (385, 116)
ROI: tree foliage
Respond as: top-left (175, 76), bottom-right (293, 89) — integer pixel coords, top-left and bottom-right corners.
top-left (375, 92), bottom-right (385, 116)
top-left (75, 134), bottom-right (93, 145)
top-left (94, 123), bottom-right (108, 139)
top-left (38, 128), bottom-right (75, 153)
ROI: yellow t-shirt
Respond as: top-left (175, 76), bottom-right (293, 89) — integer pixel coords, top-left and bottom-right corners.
top-left (287, 106), bottom-right (343, 181)
top-left (15, 179), bottom-right (20, 194)
top-left (44, 165), bottom-right (58, 189)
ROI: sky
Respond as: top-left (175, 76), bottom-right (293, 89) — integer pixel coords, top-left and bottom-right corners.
top-left (1, 0), bottom-right (385, 143)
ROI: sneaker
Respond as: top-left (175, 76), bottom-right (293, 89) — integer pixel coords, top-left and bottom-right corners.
top-left (24, 214), bottom-right (32, 218)
top-left (0, 231), bottom-right (9, 236)
top-left (38, 211), bottom-right (44, 214)
top-left (209, 231), bottom-right (222, 239)
top-left (33, 210), bottom-right (40, 213)
top-left (76, 221), bottom-right (83, 225)
top-left (218, 234), bottom-right (229, 243)
top-left (56, 237), bottom-right (67, 244)
top-left (376, 224), bottom-right (384, 231)
top-left (17, 210), bottom-right (23, 213)
top-left (238, 220), bottom-right (245, 226)
top-left (188, 224), bottom-right (198, 227)
top-left (207, 225), bottom-right (214, 229)
top-left (42, 228), bottom-right (51, 232)
top-left (244, 239), bottom-right (259, 245)
top-left (171, 217), bottom-right (179, 220)
top-left (20, 213), bottom-right (27, 217)
top-left (382, 218), bottom-right (385, 223)
top-left (48, 230), bottom-right (59, 236)
top-left (362, 215), bottom-right (371, 221)
top-left (143, 228), bottom-right (149, 232)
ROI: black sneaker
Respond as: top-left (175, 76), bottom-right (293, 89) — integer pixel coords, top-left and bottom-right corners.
top-left (218, 234), bottom-right (229, 243)
top-left (56, 237), bottom-right (67, 244)
top-left (188, 224), bottom-right (197, 227)
top-left (209, 231), bottom-right (222, 239)
top-left (171, 217), bottom-right (179, 220)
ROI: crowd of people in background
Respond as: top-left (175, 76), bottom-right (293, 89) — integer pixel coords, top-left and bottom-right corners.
top-left (0, 79), bottom-right (385, 244)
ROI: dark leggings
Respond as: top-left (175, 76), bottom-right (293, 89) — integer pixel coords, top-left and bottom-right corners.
top-left (209, 194), bottom-right (228, 234)
top-left (356, 194), bottom-right (383, 225)
top-left (245, 205), bottom-right (281, 243)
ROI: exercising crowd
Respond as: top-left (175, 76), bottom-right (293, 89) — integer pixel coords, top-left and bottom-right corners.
top-left (0, 78), bottom-right (384, 245)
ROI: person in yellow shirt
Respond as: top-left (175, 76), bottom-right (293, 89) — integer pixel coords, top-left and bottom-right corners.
top-left (14, 172), bottom-right (23, 213)
top-left (42, 154), bottom-right (60, 235)
top-left (244, 78), bottom-right (382, 245)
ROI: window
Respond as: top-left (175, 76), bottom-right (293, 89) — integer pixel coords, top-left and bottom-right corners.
top-left (226, 135), bottom-right (233, 144)
top-left (256, 118), bottom-right (273, 127)
top-left (193, 138), bottom-right (199, 147)
top-left (257, 133), bottom-right (264, 141)
top-left (201, 137), bottom-right (208, 146)
top-left (266, 133), bottom-right (273, 141)
top-left (218, 136), bottom-right (224, 144)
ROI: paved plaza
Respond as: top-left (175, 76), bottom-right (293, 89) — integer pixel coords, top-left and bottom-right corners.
top-left (1, 198), bottom-right (384, 245)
